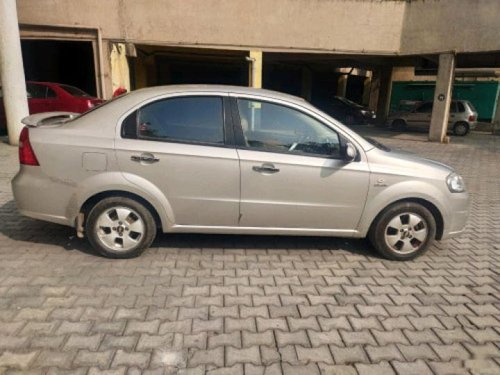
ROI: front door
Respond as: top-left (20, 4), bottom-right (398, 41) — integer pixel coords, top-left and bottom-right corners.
top-left (408, 102), bottom-right (433, 128)
top-left (233, 97), bottom-right (370, 232)
top-left (115, 94), bottom-right (240, 227)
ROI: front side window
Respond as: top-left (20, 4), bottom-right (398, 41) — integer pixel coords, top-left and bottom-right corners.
top-left (237, 99), bottom-right (341, 158)
top-left (138, 96), bottom-right (224, 144)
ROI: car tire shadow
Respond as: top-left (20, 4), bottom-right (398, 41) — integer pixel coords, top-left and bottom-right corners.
top-left (0, 199), bottom-right (383, 259)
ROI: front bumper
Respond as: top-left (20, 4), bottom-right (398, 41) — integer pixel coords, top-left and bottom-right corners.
top-left (440, 191), bottom-right (470, 240)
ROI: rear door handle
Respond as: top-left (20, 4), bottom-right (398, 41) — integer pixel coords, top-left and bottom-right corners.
top-left (131, 153), bottom-right (159, 164)
top-left (252, 163), bottom-right (280, 174)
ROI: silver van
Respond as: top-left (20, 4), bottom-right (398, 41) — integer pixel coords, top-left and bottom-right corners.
top-left (388, 100), bottom-right (478, 136)
top-left (12, 85), bottom-right (469, 260)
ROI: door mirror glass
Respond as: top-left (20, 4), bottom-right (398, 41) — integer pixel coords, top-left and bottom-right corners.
top-left (344, 142), bottom-right (357, 162)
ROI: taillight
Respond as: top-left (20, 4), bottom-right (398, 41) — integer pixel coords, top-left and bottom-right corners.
top-left (19, 127), bottom-right (39, 166)
top-left (468, 115), bottom-right (476, 121)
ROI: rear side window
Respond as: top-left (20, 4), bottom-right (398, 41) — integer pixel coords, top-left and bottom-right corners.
top-left (137, 96), bottom-right (224, 144)
top-left (60, 84), bottom-right (91, 97)
top-left (27, 83), bottom-right (47, 99)
top-left (457, 101), bottom-right (466, 112)
top-left (46, 88), bottom-right (57, 98)
top-left (121, 111), bottom-right (138, 139)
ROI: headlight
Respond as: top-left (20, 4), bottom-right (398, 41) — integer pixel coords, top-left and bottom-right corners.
top-left (446, 172), bottom-right (465, 193)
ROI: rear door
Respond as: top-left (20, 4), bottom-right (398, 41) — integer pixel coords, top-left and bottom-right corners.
top-left (26, 83), bottom-right (51, 114)
top-left (114, 93), bottom-right (240, 227)
top-left (448, 101), bottom-right (458, 125)
top-left (44, 86), bottom-right (61, 112)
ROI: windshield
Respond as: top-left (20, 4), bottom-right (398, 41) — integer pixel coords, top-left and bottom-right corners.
top-left (335, 96), bottom-right (364, 109)
top-left (60, 84), bottom-right (92, 97)
top-left (362, 136), bottom-right (391, 152)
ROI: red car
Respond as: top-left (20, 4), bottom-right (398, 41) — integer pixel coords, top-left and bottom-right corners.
top-left (0, 82), bottom-right (104, 134)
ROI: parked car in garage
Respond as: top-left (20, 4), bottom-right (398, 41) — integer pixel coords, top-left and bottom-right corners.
top-left (388, 100), bottom-right (478, 136)
top-left (0, 82), bottom-right (104, 134)
top-left (325, 96), bottom-right (376, 125)
top-left (12, 85), bottom-right (469, 261)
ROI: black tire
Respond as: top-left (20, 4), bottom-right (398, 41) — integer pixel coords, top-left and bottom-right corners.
top-left (86, 197), bottom-right (157, 258)
top-left (391, 119), bottom-right (407, 131)
top-left (453, 122), bottom-right (469, 136)
top-left (368, 201), bottom-right (436, 261)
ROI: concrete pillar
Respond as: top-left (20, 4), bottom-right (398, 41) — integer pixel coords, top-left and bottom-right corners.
top-left (429, 53), bottom-right (455, 142)
top-left (247, 51), bottom-right (262, 88)
top-left (0, 0), bottom-right (29, 145)
top-left (337, 75), bottom-right (348, 97)
top-left (368, 70), bottom-right (380, 112)
top-left (301, 67), bottom-right (312, 102)
top-left (362, 76), bottom-right (372, 106)
top-left (375, 67), bottom-right (393, 126)
top-left (110, 43), bottom-right (131, 95)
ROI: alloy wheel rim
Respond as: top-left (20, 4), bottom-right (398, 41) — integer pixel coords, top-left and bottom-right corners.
top-left (456, 124), bottom-right (467, 135)
top-left (384, 212), bottom-right (428, 254)
top-left (95, 206), bottom-right (144, 251)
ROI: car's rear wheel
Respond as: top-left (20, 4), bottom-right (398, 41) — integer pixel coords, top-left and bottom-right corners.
top-left (369, 202), bottom-right (436, 261)
top-left (391, 119), bottom-right (407, 131)
top-left (86, 197), bottom-right (156, 258)
top-left (453, 122), bottom-right (469, 136)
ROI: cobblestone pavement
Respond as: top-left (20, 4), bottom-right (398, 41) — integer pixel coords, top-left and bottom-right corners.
top-left (0, 130), bottom-right (499, 375)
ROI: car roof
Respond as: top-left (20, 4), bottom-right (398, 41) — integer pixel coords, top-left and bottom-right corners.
top-left (131, 84), bottom-right (306, 104)
top-left (26, 81), bottom-right (60, 87)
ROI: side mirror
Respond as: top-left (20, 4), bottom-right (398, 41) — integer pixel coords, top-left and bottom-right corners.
top-left (344, 142), bottom-right (357, 162)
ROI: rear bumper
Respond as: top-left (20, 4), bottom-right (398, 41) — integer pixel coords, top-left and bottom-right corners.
top-left (12, 166), bottom-right (75, 227)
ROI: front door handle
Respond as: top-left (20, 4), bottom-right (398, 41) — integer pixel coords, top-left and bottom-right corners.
top-left (252, 163), bottom-right (280, 174)
top-left (131, 153), bottom-right (159, 164)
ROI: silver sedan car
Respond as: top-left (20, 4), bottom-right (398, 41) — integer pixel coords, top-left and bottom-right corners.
top-left (12, 85), bottom-right (469, 260)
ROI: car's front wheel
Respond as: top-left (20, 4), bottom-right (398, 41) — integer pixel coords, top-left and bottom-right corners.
top-left (86, 197), bottom-right (157, 258)
top-left (369, 202), bottom-right (436, 261)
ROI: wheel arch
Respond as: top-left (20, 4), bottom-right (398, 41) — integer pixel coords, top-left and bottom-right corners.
top-left (79, 190), bottom-right (163, 230)
top-left (391, 118), bottom-right (407, 127)
top-left (368, 197), bottom-right (444, 240)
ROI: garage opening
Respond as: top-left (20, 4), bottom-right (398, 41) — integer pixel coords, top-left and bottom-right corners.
top-left (263, 53), bottom-right (370, 114)
top-left (21, 40), bottom-right (97, 96)
top-left (132, 46), bottom-right (249, 89)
